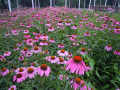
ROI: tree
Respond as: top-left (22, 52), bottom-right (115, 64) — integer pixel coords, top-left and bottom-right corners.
top-left (8, 0), bottom-right (11, 12)
top-left (32, 0), bottom-right (34, 8)
top-left (50, 0), bottom-right (52, 7)
top-left (78, 0), bottom-right (81, 9)
top-left (105, 0), bottom-right (107, 7)
top-left (89, 0), bottom-right (92, 9)
top-left (65, 0), bottom-right (67, 8)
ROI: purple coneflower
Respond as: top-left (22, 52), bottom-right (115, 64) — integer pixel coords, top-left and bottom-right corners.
top-left (58, 44), bottom-right (64, 48)
top-left (71, 78), bottom-right (92, 90)
top-left (8, 85), bottom-right (16, 90)
top-left (26, 66), bottom-right (37, 79)
top-left (0, 67), bottom-right (9, 76)
top-left (80, 48), bottom-right (88, 55)
top-left (66, 56), bottom-right (91, 75)
top-left (4, 51), bottom-right (11, 57)
top-left (104, 45), bottom-right (112, 51)
top-left (13, 72), bottom-right (26, 83)
top-left (0, 55), bottom-right (5, 61)
top-left (57, 49), bottom-right (68, 57)
top-left (37, 64), bottom-right (51, 77)
top-left (114, 50), bottom-right (120, 56)
top-left (15, 67), bottom-right (26, 74)
top-left (31, 46), bottom-right (42, 54)
top-left (46, 56), bottom-right (59, 63)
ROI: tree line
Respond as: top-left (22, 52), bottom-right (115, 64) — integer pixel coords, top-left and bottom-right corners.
top-left (0, 0), bottom-right (120, 12)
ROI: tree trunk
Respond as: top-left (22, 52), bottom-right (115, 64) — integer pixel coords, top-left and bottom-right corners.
top-left (8, 0), bottom-right (12, 13)
top-left (89, 0), bottom-right (92, 9)
top-left (38, 0), bottom-right (40, 8)
top-left (32, 0), bottom-right (34, 8)
top-left (78, 0), bottom-right (81, 9)
top-left (84, 0), bottom-right (86, 8)
top-left (94, 0), bottom-right (96, 7)
top-left (69, 0), bottom-right (71, 8)
top-left (16, 0), bottom-right (19, 8)
top-left (65, 0), bottom-right (67, 8)
top-left (105, 0), bottom-right (108, 7)
top-left (50, 0), bottom-right (52, 7)
top-left (53, 0), bottom-right (55, 7)
top-left (100, 0), bottom-right (101, 7)
top-left (35, 0), bottom-right (37, 8)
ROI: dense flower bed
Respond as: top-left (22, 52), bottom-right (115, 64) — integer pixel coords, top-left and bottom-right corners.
top-left (0, 7), bottom-right (120, 90)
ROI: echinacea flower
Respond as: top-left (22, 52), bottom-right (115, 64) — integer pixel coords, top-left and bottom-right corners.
top-left (24, 34), bottom-right (31, 38)
top-left (25, 51), bottom-right (33, 57)
top-left (57, 49), bottom-right (69, 57)
top-left (26, 38), bottom-right (34, 46)
top-left (23, 30), bottom-right (29, 34)
top-left (0, 67), bottom-right (9, 76)
top-left (26, 66), bottom-right (37, 79)
top-left (46, 56), bottom-right (59, 63)
top-left (21, 47), bottom-right (29, 56)
top-left (48, 27), bottom-right (55, 32)
top-left (13, 72), bottom-right (26, 83)
top-left (39, 41), bottom-right (49, 46)
top-left (114, 29), bottom-right (120, 34)
top-left (11, 30), bottom-right (19, 36)
top-left (16, 42), bottom-right (22, 47)
top-left (80, 48), bottom-right (88, 55)
top-left (84, 31), bottom-right (91, 36)
top-left (37, 64), bottom-right (51, 77)
top-left (31, 46), bottom-right (42, 54)
top-left (18, 56), bottom-right (24, 61)
top-left (104, 45), bottom-right (112, 51)
top-left (71, 25), bottom-right (77, 30)
top-left (58, 44), bottom-right (64, 48)
top-left (8, 85), bottom-right (16, 90)
top-left (69, 37), bottom-right (77, 42)
top-left (57, 57), bottom-right (67, 64)
top-left (66, 56), bottom-right (91, 75)
top-left (4, 51), bottom-right (11, 57)
top-left (40, 34), bottom-right (48, 41)
top-left (15, 67), bottom-right (26, 74)
top-left (49, 38), bottom-right (55, 43)
top-left (0, 55), bottom-right (5, 61)
top-left (71, 78), bottom-right (92, 90)
top-left (65, 21), bottom-right (71, 26)
top-left (114, 50), bottom-right (120, 56)
top-left (5, 32), bottom-right (10, 37)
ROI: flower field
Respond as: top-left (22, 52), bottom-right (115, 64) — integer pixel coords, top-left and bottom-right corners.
top-left (0, 7), bottom-right (120, 90)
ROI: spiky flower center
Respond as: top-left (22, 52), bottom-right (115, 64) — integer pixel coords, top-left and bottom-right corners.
top-left (16, 73), bottom-right (22, 78)
top-left (19, 68), bottom-right (24, 72)
top-left (59, 57), bottom-right (64, 62)
top-left (1, 67), bottom-right (7, 72)
top-left (23, 47), bottom-right (28, 51)
top-left (50, 38), bottom-right (54, 40)
top-left (28, 40), bottom-right (32, 43)
top-left (34, 46), bottom-right (39, 50)
top-left (116, 26), bottom-right (120, 29)
top-left (61, 49), bottom-right (65, 53)
top-left (10, 88), bottom-right (14, 90)
top-left (27, 67), bottom-right (34, 73)
top-left (81, 48), bottom-right (86, 52)
top-left (51, 56), bottom-right (55, 60)
top-left (75, 78), bottom-right (81, 84)
top-left (107, 44), bottom-right (112, 47)
top-left (85, 32), bottom-right (89, 34)
top-left (0, 55), bottom-right (2, 58)
top-left (40, 64), bottom-right (47, 70)
top-left (73, 56), bottom-right (82, 63)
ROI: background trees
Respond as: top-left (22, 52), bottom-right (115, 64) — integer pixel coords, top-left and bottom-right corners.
top-left (0, 0), bottom-right (119, 11)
